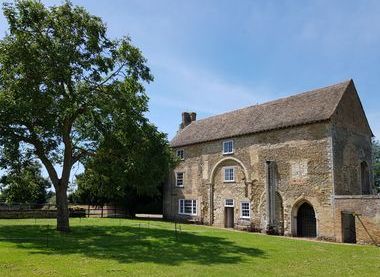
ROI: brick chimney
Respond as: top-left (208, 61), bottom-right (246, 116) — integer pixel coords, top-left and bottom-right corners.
top-left (180, 112), bottom-right (196, 129)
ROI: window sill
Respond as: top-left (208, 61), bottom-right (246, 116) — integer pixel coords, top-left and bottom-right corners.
top-left (175, 186), bottom-right (184, 188)
top-left (178, 213), bottom-right (197, 216)
top-left (240, 217), bottom-right (251, 219)
top-left (224, 180), bottom-right (236, 183)
top-left (222, 152), bottom-right (234, 155)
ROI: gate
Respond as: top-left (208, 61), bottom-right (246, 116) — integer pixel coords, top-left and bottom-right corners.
top-left (297, 202), bottom-right (316, 237)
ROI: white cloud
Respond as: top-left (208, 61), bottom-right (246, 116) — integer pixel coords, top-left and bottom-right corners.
top-left (149, 57), bottom-right (275, 116)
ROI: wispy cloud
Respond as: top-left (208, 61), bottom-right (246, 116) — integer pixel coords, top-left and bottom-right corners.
top-left (149, 57), bottom-right (275, 116)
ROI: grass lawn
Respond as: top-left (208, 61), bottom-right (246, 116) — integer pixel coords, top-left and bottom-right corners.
top-left (0, 218), bottom-right (379, 276)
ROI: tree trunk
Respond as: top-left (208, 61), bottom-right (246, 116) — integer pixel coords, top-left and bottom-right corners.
top-left (56, 184), bottom-right (70, 232)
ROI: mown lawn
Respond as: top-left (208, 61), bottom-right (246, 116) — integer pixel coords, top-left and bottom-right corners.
top-left (0, 218), bottom-right (379, 276)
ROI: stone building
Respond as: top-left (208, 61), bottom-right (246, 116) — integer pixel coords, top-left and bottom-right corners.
top-left (163, 80), bottom-right (380, 244)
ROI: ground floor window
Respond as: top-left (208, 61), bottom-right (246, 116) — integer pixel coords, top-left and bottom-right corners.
top-left (240, 201), bottom-right (250, 218)
top-left (179, 199), bottom-right (197, 215)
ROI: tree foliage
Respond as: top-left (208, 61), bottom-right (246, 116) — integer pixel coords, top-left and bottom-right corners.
top-left (72, 122), bottom-right (175, 215)
top-left (373, 139), bottom-right (380, 191)
top-left (0, 0), bottom-right (153, 231)
top-left (0, 161), bottom-right (51, 204)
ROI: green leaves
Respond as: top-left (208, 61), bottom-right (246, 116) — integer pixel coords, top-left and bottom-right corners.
top-left (0, 161), bottom-right (51, 204)
top-left (0, 0), bottom-right (153, 174)
top-left (74, 121), bottom-right (175, 207)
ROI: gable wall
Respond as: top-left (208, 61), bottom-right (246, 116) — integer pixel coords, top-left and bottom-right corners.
top-left (331, 84), bottom-right (374, 195)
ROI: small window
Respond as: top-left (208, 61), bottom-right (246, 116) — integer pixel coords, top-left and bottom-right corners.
top-left (176, 172), bottom-right (184, 187)
top-left (361, 161), bottom-right (370, 195)
top-left (224, 167), bottom-right (235, 182)
top-left (225, 199), bottom-right (234, 207)
top-left (176, 149), bottom-right (184, 160)
top-left (223, 140), bottom-right (234, 154)
top-left (178, 199), bottom-right (197, 215)
top-left (240, 201), bottom-right (250, 218)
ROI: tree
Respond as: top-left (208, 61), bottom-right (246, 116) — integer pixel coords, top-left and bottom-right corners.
top-left (73, 122), bottom-right (175, 215)
top-left (0, 0), bottom-right (153, 231)
top-left (373, 139), bottom-right (380, 192)
top-left (0, 161), bottom-right (51, 205)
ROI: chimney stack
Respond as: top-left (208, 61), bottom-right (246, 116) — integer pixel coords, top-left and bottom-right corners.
top-left (180, 112), bottom-right (196, 129)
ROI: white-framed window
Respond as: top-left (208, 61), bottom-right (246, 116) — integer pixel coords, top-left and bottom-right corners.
top-left (176, 172), bottom-right (184, 187)
top-left (176, 149), bottom-right (184, 160)
top-left (223, 140), bottom-right (234, 154)
top-left (178, 199), bottom-right (197, 215)
top-left (223, 166), bottom-right (235, 182)
top-left (224, 199), bottom-right (234, 207)
top-left (240, 201), bottom-right (250, 218)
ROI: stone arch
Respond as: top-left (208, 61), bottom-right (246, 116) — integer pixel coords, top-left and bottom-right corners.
top-left (209, 157), bottom-right (250, 184)
top-left (291, 198), bottom-right (318, 237)
top-left (275, 192), bottom-right (284, 235)
top-left (208, 157), bottom-right (251, 226)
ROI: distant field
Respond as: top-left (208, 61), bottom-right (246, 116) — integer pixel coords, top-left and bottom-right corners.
top-left (0, 218), bottom-right (379, 276)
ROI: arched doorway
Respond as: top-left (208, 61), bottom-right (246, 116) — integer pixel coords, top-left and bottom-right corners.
top-left (297, 202), bottom-right (316, 237)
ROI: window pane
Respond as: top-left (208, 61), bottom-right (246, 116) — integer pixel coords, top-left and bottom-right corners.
top-left (225, 199), bottom-right (234, 207)
top-left (241, 202), bottom-right (250, 217)
top-left (223, 141), bottom-right (233, 153)
top-left (176, 172), bottom-right (184, 186)
top-left (176, 150), bottom-right (184, 160)
top-left (224, 168), bottom-right (234, 181)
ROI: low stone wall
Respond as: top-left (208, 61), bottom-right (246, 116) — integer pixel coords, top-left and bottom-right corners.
top-left (334, 195), bottom-right (380, 245)
top-left (0, 210), bottom-right (57, 219)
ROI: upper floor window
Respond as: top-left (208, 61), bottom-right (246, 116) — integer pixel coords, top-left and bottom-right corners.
top-left (176, 172), bottom-right (184, 187)
top-left (176, 149), bottom-right (184, 160)
top-left (178, 199), bottom-right (197, 215)
top-left (240, 201), bottom-right (250, 218)
top-left (223, 140), bottom-right (234, 154)
top-left (224, 167), bottom-right (235, 182)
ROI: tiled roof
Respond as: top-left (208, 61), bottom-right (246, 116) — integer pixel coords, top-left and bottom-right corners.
top-left (171, 80), bottom-right (353, 147)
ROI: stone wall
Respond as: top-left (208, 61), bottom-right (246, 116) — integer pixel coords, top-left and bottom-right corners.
top-left (334, 195), bottom-right (380, 244)
top-left (164, 121), bottom-right (336, 239)
top-left (331, 83), bottom-right (374, 195)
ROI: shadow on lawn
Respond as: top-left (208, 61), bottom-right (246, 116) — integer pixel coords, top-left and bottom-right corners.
top-left (0, 223), bottom-right (265, 265)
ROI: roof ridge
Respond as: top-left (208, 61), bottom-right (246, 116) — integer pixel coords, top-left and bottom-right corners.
top-left (191, 79), bottom-right (352, 125)
top-left (171, 79), bottom-right (354, 147)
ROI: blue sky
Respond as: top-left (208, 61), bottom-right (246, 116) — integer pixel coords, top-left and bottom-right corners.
top-left (0, 0), bottom-right (379, 139)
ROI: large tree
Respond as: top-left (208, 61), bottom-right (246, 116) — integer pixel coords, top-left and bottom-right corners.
top-left (72, 122), bottom-right (174, 215)
top-left (0, 161), bottom-right (51, 205)
top-left (0, 0), bottom-right (153, 231)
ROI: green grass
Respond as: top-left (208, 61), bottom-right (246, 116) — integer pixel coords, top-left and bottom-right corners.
top-left (0, 219), bottom-right (379, 276)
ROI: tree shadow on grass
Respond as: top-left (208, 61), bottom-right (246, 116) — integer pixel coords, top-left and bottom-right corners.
top-left (0, 222), bottom-right (265, 265)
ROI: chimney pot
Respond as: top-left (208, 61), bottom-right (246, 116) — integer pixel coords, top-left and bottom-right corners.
top-left (190, 112), bottom-right (197, 122)
top-left (181, 112), bottom-right (191, 129)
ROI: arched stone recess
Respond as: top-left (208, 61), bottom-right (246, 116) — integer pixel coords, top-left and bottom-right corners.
top-left (291, 197), bottom-right (318, 237)
top-left (258, 190), bottom-right (284, 234)
top-left (208, 157), bottom-right (251, 184)
top-left (207, 157), bottom-right (252, 226)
